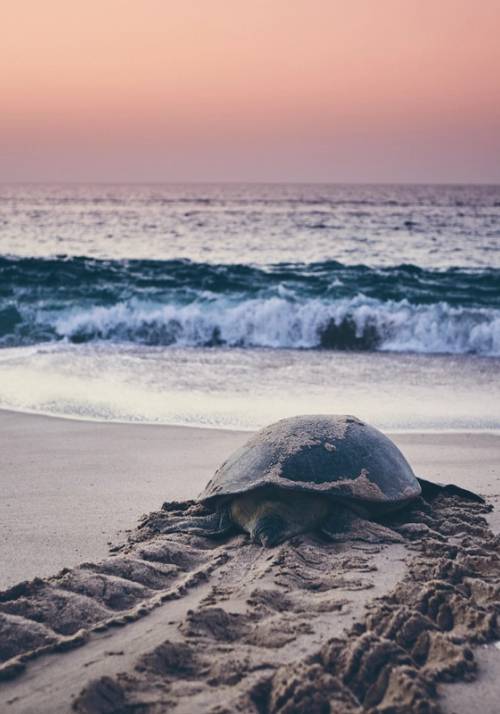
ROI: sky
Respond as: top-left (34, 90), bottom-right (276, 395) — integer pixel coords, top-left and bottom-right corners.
top-left (1, 0), bottom-right (500, 183)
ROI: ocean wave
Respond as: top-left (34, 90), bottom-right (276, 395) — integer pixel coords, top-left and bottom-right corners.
top-left (1, 255), bottom-right (499, 304)
top-left (1, 256), bottom-right (499, 355)
top-left (46, 296), bottom-right (500, 356)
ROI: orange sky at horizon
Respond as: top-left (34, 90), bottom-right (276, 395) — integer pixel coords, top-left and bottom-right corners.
top-left (1, 0), bottom-right (500, 182)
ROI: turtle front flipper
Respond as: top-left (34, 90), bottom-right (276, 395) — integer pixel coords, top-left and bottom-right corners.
top-left (321, 505), bottom-right (404, 544)
top-left (157, 506), bottom-right (235, 538)
top-left (417, 477), bottom-right (484, 503)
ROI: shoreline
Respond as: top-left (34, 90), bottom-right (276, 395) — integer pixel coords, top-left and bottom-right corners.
top-left (1, 405), bottom-right (499, 435)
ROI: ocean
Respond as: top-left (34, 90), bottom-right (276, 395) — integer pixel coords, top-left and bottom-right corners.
top-left (0, 183), bottom-right (499, 430)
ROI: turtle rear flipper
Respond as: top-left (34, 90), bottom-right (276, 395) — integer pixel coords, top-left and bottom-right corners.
top-left (320, 506), bottom-right (404, 544)
top-left (417, 477), bottom-right (484, 503)
top-left (158, 506), bottom-right (235, 537)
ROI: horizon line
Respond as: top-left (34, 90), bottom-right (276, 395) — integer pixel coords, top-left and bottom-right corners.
top-left (1, 180), bottom-right (499, 188)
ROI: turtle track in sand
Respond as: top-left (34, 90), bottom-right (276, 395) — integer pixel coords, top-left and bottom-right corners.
top-left (73, 496), bottom-right (499, 714)
top-left (0, 500), bottom-right (402, 712)
top-left (0, 503), bottom-right (229, 682)
top-left (0, 496), bottom-right (498, 713)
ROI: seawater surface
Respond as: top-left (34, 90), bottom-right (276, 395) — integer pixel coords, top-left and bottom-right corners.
top-left (0, 183), bottom-right (499, 430)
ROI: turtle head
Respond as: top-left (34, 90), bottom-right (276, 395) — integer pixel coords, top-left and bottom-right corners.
top-left (251, 511), bottom-right (288, 547)
top-left (230, 488), bottom-right (330, 548)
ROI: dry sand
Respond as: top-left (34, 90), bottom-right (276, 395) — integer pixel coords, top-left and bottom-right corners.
top-left (0, 410), bottom-right (499, 713)
top-left (0, 411), bottom-right (250, 589)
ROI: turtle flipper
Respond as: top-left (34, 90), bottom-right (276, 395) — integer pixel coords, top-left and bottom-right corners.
top-left (417, 477), bottom-right (484, 503)
top-left (158, 506), bottom-right (235, 538)
top-left (321, 506), bottom-right (404, 544)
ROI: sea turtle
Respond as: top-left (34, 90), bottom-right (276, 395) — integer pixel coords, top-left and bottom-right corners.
top-left (163, 415), bottom-right (481, 547)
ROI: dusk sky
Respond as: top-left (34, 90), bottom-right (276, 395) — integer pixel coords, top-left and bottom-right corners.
top-left (2, 1), bottom-right (500, 183)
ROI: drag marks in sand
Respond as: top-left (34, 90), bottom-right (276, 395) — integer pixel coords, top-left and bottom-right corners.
top-left (0, 495), bottom-right (498, 713)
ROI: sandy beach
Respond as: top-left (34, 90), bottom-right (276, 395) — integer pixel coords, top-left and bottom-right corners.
top-left (0, 409), bottom-right (499, 713)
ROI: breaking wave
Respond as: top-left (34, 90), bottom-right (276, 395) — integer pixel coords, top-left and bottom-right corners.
top-left (51, 297), bottom-right (500, 355)
top-left (1, 256), bottom-right (499, 356)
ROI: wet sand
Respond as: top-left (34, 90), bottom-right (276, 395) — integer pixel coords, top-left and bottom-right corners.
top-left (0, 410), bottom-right (499, 713)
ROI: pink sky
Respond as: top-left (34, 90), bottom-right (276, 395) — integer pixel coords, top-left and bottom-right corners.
top-left (1, 0), bottom-right (499, 182)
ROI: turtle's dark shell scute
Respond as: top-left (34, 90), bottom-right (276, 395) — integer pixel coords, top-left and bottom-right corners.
top-left (199, 415), bottom-right (421, 509)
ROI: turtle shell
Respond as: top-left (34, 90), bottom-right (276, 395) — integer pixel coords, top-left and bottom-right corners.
top-left (199, 415), bottom-right (421, 510)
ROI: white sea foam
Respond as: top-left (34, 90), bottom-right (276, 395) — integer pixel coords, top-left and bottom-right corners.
top-left (52, 296), bottom-right (500, 356)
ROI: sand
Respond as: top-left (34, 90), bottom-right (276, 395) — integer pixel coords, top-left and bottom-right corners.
top-left (0, 410), bottom-right (499, 713)
top-left (0, 411), bottom-right (249, 589)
